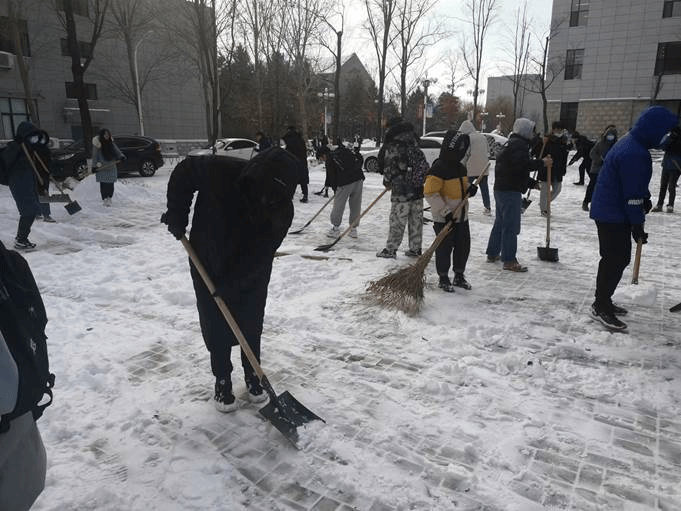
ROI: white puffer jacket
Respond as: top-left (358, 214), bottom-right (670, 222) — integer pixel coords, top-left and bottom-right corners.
top-left (459, 120), bottom-right (489, 178)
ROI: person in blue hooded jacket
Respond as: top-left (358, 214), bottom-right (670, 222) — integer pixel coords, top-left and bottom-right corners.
top-left (589, 106), bottom-right (678, 331)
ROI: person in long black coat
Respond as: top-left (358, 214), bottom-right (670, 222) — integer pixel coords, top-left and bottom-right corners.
top-left (162, 148), bottom-right (298, 412)
top-left (282, 126), bottom-right (309, 202)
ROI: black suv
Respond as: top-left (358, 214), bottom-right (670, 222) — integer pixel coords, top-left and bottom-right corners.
top-left (51, 135), bottom-right (164, 179)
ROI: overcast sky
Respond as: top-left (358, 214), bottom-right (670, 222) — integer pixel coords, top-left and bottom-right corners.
top-left (339, 0), bottom-right (554, 101)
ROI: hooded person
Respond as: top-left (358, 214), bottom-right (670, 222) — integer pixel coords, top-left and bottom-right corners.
top-left (485, 118), bottom-right (552, 272)
top-left (91, 128), bottom-right (126, 206)
top-left (459, 120), bottom-right (491, 214)
top-left (589, 106), bottom-right (679, 331)
top-left (582, 125), bottom-right (618, 211)
top-left (538, 121), bottom-right (571, 216)
top-left (162, 147), bottom-right (299, 412)
top-left (1, 121), bottom-right (50, 250)
top-left (651, 126), bottom-right (681, 213)
top-left (424, 130), bottom-right (477, 291)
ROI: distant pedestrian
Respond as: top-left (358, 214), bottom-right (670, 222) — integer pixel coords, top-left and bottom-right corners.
top-left (92, 129), bottom-right (126, 206)
top-left (317, 144), bottom-right (364, 238)
top-left (485, 118), bottom-right (550, 272)
top-left (255, 131), bottom-right (272, 152)
top-left (459, 120), bottom-right (491, 215)
top-left (651, 126), bottom-right (681, 213)
top-left (538, 121), bottom-right (570, 216)
top-left (282, 126), bottom-right (309, 203)
top-left (589, 106), bottom-right (678, 331)
top-left (582, 125), bottom-right (618, 212)
top-left (376, 118), bottom-right (426, 259)
top-left (569, 131), bottom-right (594, 185)
top-left (1, 121), bottom-right (50, 250)
top-left (424, 130), bottom-right (476, 291)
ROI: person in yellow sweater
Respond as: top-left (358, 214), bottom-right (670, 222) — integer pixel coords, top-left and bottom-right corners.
top-left (423, 130), bottom-right (478, 291)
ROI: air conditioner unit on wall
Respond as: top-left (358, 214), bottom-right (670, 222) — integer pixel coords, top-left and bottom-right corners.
top-left (0, 51), bottom-right (15, 70)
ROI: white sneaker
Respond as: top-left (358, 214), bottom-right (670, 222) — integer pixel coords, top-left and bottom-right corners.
top-left (483, 208), bottom-right (491, 216)
top-left (349, 227), bottom-right (358, 238)
top-left (103, 198), bottom-right (112, 207)
top-left (326, 226), bottom-right (340, 238)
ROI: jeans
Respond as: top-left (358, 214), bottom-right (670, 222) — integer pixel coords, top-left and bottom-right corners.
top-left (486, 190), bottom-right (522, 263)
top-left (594, 221), bottom-right (631, 310)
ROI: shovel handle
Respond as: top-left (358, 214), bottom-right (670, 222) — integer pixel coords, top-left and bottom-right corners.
top-left (180, 236), bottom-right (266, 380)
top-left (631, 239), bottom-right (642, 284)
top-left (289, 192), bottom-right (335, 234)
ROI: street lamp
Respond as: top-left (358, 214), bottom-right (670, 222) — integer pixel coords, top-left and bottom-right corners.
top-left (317, 87), bottom-right (334, 138)
top-left (134, 31), bottom-right (152, 136)
top-left (421, 78), bottom-right (436, 136)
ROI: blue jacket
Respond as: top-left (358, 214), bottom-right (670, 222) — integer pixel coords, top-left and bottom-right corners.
top-left (590, 106), bottom-right (678, 225)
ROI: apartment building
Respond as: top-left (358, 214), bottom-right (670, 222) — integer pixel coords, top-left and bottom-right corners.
top-left (546, 0), bottom-right (681, 137)
top-left (0, 0), bottom-right (206, 144)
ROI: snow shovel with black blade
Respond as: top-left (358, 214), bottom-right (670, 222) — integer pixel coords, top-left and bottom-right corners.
top-left (180, 236), bottom-right (323, 447)
top-left (537, 161), bottom-right (559, 262)
top-left (289, 192), bottom-right (335, 234)
top-left (670, 302), bottom-right (681, 312)
top-left (29, 149), bottom-right (82, 215)
top-left (315, 188), bottom-right (389, 251)
top-left (631, 239), bottom-right (643, 284)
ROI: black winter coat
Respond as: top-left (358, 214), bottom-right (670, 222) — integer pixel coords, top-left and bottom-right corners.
top-left (539, 134), bottom-right (570, 181)
top-left (325, 146), bottom-right (365, 190)
top-left (282, 129), bottom-right (309, 184)
top-left (494, 134), bottom-right (544, 194)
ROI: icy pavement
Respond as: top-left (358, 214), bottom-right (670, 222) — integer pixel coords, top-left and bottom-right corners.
top-left (1, 154), bottom-right (679, 510)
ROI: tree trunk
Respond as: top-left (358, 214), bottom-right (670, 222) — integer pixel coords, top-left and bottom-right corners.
top-left (8, 0), bottom-right (38, 124)
top-left (333, 30), bottom-right (342, 141)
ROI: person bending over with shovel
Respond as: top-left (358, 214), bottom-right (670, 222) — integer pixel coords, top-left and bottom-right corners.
top-left (589, 106), bottom-right (678, 332)
top-left (162, 148), bottom-right (299, 412)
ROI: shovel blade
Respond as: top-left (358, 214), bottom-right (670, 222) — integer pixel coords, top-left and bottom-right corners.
top-left (537, 246), bottom-right (559, 262)
top-left (521, 197), bottom-right (532, 213)
top-left (259, 391), bottom-right (324, 446)
top-left (64, 200), bottom-right (82, 215)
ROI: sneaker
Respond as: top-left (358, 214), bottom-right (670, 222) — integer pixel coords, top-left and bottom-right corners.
top-left (42, 215), bottom-right (56, 223)
top-left (667, 205), bottom-right (674, 213)
top-left (103, 197), bottom-right (112, 207)
top-left (486, 255), bottom-right (501, 263)
top-left (349, 227), bottom-right (358, 239)
top-left (214, 378), bottom-right (237, 412)
top-left (453, 272), bottom-right (472, 290)
top-left (503, 260), bottom-right (528, 272)
top-left (611, 303), bottom-right (628, 316)
top-left (591, 305), bottom-right (628, 331)
top-left (14, 238), bottom-right (36, 250)
top-left (438, 275), bottom-right (456, 293)
top-left (246, 379), bottom-right (268, 404)
top-left (326, 226), bottom-right (340, 238)
top-left (541, 210), bottom-right (548, 217)
top-left (573, 181), bottom-right (584, 186)
top-left (582, 202), bottom-right (590, 212)
top-left (300, 196), bottom-right (308, 203)
top-left (376, 248), bottom-right (397, 259)
top-left (483, 208), bottom-right (491, 216)
top-left (404, 248), bottom-right (421, 257)
top-left (651, 205), bottom-right (663, 212)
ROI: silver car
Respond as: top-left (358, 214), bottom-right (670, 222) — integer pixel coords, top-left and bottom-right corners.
top-left (188, 138), bottom-right (258, 160)
top-left (362, 136), bottom-right (443, 173)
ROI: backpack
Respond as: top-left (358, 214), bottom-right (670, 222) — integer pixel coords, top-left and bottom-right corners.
top-left (331, 145), bottom-right (362, 175)
top-left (406, 146), bottom-right (430, 188)
top-left (0, 242), bottom-right (55, 433)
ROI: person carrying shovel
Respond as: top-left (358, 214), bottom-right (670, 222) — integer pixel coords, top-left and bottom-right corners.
top-left (589, 106), bottom-right (678, 332)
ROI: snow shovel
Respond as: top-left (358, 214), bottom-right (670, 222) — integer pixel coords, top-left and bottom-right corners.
top-left (289, 192), bottom-right (335, 234)
top-left (631, 239), bottom-right (643, 284)
top-left (670, 301), bottom-right (681, 312)
top-left (180, 236), bottom-right (323, 446)
top-left (537, 161), bottom-right (559, 262)
top-left (315, 188), bottom-right (389, 251)
top-left (28, 149), bottom-right (82, 215)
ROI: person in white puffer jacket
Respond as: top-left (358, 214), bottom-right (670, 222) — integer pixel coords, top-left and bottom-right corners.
top-left (459, 120), bottom-right (491, 215)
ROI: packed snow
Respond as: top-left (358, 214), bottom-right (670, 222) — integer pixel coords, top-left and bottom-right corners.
top-left (2, 152), bottom-right (680, 511)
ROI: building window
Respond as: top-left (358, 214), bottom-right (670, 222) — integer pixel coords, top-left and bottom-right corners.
top-left (560, 102), bottom-right (579, 133)
top-left (565, 49), bottom-right (584, 80)
top-left (663, 0), bottom-right (681, 17)
top-left (655, 42), bottom-right (681, 75)
top-left (0, 16), bottom-right (31, 56)
top-left (570, 0), bottom-right (589, 26)
top-left (0, 98), bottom-right (30, 139)
top-left (65, 82), bottom-right (98, 100)
top-left (60, 38), bottom-right (92, 59)
top-left (55, 0), bottom-right (89, 17)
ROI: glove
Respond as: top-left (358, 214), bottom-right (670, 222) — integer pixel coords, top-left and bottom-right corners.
top-left (465, 183), bottom-right (478, 198)
top-left (441, 208), bottom-right (454, 224)
top-left (631, 224), bottom-right (648, 244)
top-left (643, 198), bottom-right (652, 214)
top-left (160, 212), bottom-right (185, 240)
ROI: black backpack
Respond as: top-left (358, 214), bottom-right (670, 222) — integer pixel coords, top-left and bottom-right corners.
top-left (0, 241), bottom-right (55, 433)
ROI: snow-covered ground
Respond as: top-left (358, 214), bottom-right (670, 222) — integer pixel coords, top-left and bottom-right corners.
top-left (2, 153), bottom-right (680, 511)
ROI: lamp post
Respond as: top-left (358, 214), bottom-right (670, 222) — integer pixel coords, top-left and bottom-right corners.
top-left (422, 78), bottom-right (431, 136)
top-left (134, 31), bottom-right (152, 136)
top-left (324, 87), bottom-right (328, 137)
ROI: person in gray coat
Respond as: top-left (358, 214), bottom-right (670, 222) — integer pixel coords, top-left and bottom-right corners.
top-left (92, 128), bottom-right (126, 206)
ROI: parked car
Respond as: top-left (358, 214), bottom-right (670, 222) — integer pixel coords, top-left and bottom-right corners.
top-left (362, 136), bottom-right (443, 173)
top-left (188, 138), bottom-right (258, 160)
top-left (50, 135), bottom-right (164, 179)
top-left (424, 130), bottom-right (508, 159)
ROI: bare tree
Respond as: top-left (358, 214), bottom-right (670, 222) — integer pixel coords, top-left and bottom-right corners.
top-left (6, 0), bottom-right (38, 123)
top-left (443, 50), bottom-right (468, 95)
top-left (459, 0), bottom-right (498, 128)
top-left (364, 0), bottom-right (398, 143)
top-left (504, 1), bottom-right (531, 122)
top-left (391, 0), bottom-right (444, 115)
top-left (317, 3), bottom-right (346, 140)
top-left (56, 0), bottom-right (110, 152)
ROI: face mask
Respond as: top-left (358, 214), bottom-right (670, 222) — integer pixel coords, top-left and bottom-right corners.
top-left (606, 134), bottom-right (615, 142)
top-left (28, 134), bottom-right (40, 144)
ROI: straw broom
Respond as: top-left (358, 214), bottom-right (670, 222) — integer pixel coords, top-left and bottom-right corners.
top-left (365, 166), bottom-right (489, 314)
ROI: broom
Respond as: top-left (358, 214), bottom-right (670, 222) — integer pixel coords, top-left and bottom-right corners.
top-left (365, 166), bottom-right (489, 314)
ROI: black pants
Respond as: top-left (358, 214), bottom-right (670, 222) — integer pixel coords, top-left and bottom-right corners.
top-left (594, 221), bottom-right (631, 310)
top-left (299, 183), bottom-right (308, 198)
top-left (433, 220), bottom-right (470, 277)
top-left (656, 167), bottom-right (680, 207)
top-left (100, 182), bottom-right (114, 200)
top-left (584, 172), bottom-right (598, 205)
top-left (577, 157), bottom-right (592, 183)
top-left (17, 215), bottom-right (35, 241)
